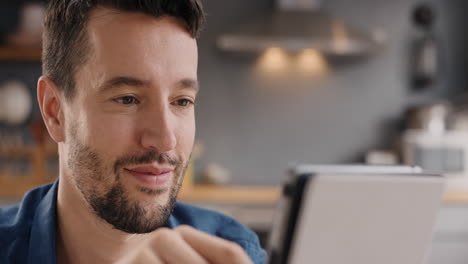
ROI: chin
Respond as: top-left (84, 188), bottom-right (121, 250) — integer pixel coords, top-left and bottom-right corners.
top-left (129, 184), bottom-right (171, 204)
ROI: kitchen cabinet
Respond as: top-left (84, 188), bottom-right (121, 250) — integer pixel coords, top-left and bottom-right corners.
top-left (0, 45), bottom-right (44, 195)
top-left (429, 205), bottom-right (468, 264)
top-left (429, 241), bottom-right (468, 264)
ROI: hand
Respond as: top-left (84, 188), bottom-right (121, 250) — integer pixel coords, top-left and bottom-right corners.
top-left (122, 225), bottom-right (253, 264)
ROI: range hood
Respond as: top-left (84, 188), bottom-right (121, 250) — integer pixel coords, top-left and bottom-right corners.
top-left (217, 0), bottom-right (385, 56)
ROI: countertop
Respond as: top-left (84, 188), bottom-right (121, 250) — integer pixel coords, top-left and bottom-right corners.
top-left (178, 185), bottom-right (468, 205)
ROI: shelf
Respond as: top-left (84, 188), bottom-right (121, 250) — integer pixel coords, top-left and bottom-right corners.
top-left (0, 45), bottom-right (41, 61)
top-left (0, 142), bottom-right (58, 198)
top-left (0, 174), bottom-right (52, 198)
top-left (0, 143), bottom-right (57, 157)
top-left (0, 145), bottom-right (35, 156)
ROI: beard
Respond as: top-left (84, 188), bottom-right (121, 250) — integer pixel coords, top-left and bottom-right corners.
top-left (67, 130), bottom-right (188, 234)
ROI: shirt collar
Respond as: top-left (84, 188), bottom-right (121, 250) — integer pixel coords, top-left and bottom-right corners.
top-left (28, 180), bottom-right (59, 264)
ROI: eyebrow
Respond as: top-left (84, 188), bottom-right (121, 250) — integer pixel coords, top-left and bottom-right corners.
top-left (177, 78), bottom-right (200, 93)
top-left (97, 76), bottom-right (199, 93)
top-left (97, 76), bottom-right (151, 93)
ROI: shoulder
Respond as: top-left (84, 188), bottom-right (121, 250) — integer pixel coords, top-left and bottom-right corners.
top-left (0, 183), bottom-right (54, 261)
top-left (0, 183), bottom-right (52, 230)
top-left (169, 202), bottom-right (267, 264)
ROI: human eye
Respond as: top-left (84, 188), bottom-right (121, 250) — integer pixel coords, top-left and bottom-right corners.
top-left (173, 98), bottom-right (195, 107)
top-left (113, 95), bottom-right (140, 105)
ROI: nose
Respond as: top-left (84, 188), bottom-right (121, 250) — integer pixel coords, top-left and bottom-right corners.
top-left (139, 105), bottom-right (177, 153)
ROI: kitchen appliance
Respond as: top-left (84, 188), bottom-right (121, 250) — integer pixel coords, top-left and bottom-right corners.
top-left (217, 0), bottom-right (385, 55)
top-left (402, 102), bottom-right (468, 192)
top-left (411, 2), bottom-right (438, 89)
top-left (402, 130), bottom-right (468, 192)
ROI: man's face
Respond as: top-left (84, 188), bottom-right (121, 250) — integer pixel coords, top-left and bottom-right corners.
top-left (62, 9), bottom-right (198, 233)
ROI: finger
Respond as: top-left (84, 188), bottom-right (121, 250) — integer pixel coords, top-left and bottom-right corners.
top-left (151, 227), bottom-right (208, 264)
top-left (175, 225), bottom-right (252, 264)
top-left (130, 249), bottom-right (164, 264)
top-left (117, 246), bottom-right (164, 264)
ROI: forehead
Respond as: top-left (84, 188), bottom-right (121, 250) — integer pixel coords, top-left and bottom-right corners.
top-left (88, 7), bottom-right (189, 35)
top-left (76, 7), bottom-right (198, 94)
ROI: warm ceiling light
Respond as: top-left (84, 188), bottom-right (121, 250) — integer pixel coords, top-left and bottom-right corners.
top-left (296, 49), bottom-right (328, 76)
top-left (332, 21), bottom-right (350, 54)
top-left (256, 47), bottom-right (289, 73)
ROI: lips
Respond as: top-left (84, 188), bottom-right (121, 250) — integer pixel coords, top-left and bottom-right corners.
top-left (124, 165), bottom-right (173, 186)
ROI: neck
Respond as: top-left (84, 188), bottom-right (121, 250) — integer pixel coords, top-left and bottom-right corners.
top-left (55, 176), bottom-right (149, 264)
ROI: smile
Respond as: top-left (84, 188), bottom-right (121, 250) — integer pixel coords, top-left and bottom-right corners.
top-left (124, 167), bottom-right (173, 186)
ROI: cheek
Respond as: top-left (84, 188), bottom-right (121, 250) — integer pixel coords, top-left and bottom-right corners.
top-left (80, 104), bottom-right (195, 159)
top-left (83, 112), bottom-right (136, 159)
top-left (176, 117), bottom-right (195, 155)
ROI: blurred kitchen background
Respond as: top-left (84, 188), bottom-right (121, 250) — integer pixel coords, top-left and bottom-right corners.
top-left (1, 0), bottom-right (468, 263)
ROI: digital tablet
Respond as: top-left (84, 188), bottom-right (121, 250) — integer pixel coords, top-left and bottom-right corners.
top-left (267, 165), bottom-right (445, 264)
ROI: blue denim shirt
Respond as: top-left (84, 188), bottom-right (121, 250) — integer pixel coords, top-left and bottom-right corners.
top-left (0, 181), bottom-right (266, 264)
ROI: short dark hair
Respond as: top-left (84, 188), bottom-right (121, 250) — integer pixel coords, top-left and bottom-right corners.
top-left (42, 0), bottom-right (205, 99)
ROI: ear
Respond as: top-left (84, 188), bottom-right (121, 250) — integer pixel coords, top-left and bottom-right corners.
top-left (37, 76), bottom-right (65, 143)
